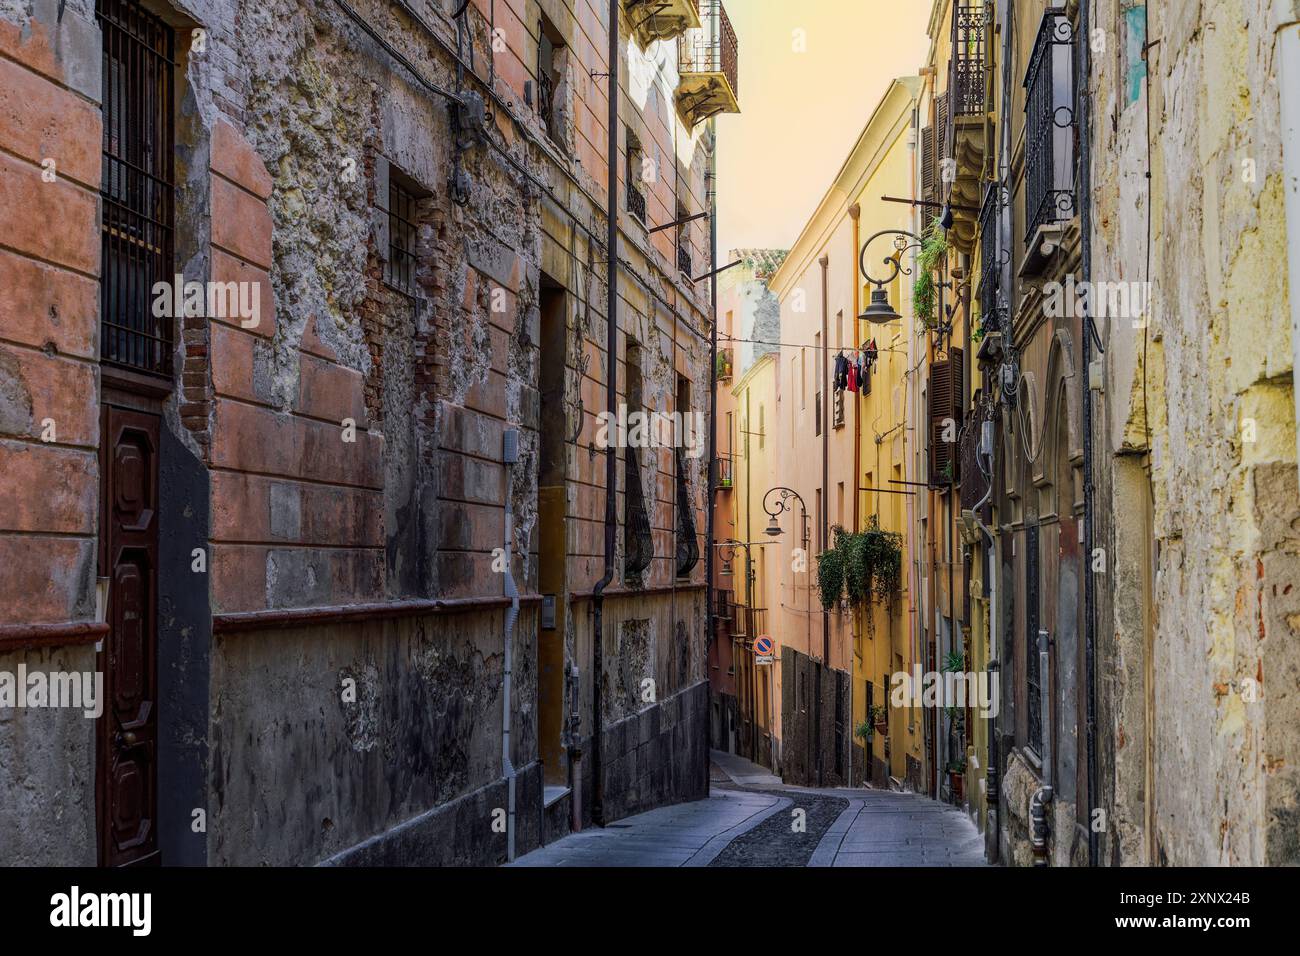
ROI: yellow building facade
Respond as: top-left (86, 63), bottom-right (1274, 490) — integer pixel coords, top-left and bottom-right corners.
top-left (767, 78), bottom-right (926, 788)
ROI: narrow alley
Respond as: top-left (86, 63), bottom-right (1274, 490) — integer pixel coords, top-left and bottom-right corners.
top-left (512, 751), bottom-right (986, 867)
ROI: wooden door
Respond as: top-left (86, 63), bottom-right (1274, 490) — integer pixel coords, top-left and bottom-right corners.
top-left (97, 405), bottom-right (160, 866)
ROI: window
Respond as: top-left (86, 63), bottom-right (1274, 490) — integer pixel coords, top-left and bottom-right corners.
top-left (624, 341), bottom-right (653, 580)
top-left (1024, 8), bottom-right (1076, 241)
top-left (626, 126), bottom-right (646, 224)
top-left (99, 0), bottom-right (175, 376)
top-left (814, 333), bottom-right (822, 436)
top-left (800, 348), bottom-right (807, 409)
top-left (675, 375), bottom-right (699, 577)
top-left (537, 14), bottom-right (566, 145)
top-left (383, 171), bottom-right (420, 297)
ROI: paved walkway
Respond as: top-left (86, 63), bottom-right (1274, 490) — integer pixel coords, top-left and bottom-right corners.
top-left (510, 788), bottom-right (789, 867)
top-left (512, 750), bottom-right (989, 867)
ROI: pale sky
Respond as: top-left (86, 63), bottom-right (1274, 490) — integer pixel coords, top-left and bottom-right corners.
top-left (716, 0), bottom-right (933, 256)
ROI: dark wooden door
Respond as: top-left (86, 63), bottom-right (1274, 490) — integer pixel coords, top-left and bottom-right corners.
top-left (97, 405), bottom-right (160, 866)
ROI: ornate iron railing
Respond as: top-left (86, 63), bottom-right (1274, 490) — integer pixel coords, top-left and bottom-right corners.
top-left (678, 0), bottom-right (738, 99)
top-left (675, 447), bottom-right (700, 577)
top-left (624, 444), bottom-right (655, 579)
top-left (1023, 9), bottom-right (1076, 241)
top-left (976, 184), bottom-right (999, 329)
top-left (950, 1), bottom-right (987, 116)
top-left (1025, 524), bottom-right (1043, 755)
top-left (627, 180), bottom-right (647, 223)
top-left (677, 243), bottom-right (693, 277)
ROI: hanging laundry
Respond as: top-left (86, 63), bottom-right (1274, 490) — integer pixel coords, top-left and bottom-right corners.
top-left (834, 351), bottom-right (849, 391)
top-left (846, 361), bottom-right (858, 392)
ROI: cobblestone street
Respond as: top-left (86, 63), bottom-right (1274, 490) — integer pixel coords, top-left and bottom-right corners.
top-left (512, 752), bottom-right (987, 867)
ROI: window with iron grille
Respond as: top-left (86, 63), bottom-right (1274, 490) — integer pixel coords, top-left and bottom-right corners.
top-left (383, 175), bottom-right (419, 298)
top-left (950, 1), bottom-right (987, 117)
top-left (98, 0), bottom-right (175, 376)
top-left (1023, 9), bottom-right (1076, 242)
top-left (1025, 523), bottom-right (1043, 755)
top-left (977, 184), bottom-right (999, 330)
top-left (626, 126), bottom-right (646, 224)
top-left (537, 14), bottom-right (565, 145)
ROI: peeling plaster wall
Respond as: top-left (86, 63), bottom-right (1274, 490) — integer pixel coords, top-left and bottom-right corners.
top-left (1091, 0), bottom-right (1300, 865)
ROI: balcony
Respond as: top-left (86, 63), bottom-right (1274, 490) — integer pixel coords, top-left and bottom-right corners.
top-left (715, 345), bottom-right (733, 382)
top-left (676, 0), bottom-right (740, 128)
top-left (678, 243), bottom-right (693, 278)
top-left (975, 184), bottom-right (1004, 363)
top-left (627, 180), bottom-right (647, 224)
top-left (1022, 8), bottom-right (1076, 263)
top-left (713, 455), bottom-right (733, 492)
top-left (945, 1), bottom-right (990, 252)
top-left (626, 0), bottom-right (701, 49)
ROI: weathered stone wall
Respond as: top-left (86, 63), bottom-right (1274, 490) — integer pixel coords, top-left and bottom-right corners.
top-left (1090, 0), bottom-right (1300, 865)
top-left (779, 647), bottom-right (850, 788)
top-left (0, 0), bottom-right (714, 864)
top-left (0, 0), bottom-right (104, 866)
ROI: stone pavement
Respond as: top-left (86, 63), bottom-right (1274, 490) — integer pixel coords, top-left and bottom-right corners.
top-left (509, 788), bottom-right (790, 867)
top-left (511, 750), bottom-right (989, 867)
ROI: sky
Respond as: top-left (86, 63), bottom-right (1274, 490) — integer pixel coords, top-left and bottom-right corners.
top-left (715, 0), bottom-right (934, 257)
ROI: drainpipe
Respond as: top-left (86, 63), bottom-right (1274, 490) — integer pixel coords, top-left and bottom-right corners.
top-left (850, 204), bottom-right (860, 788)
top-left (818, 253), bottom-right (831, 786)
top-left (1281, 21), bottom-right (1300, 490)
top-left (591, 0), bottom-right (620, 828)
top-left (1030, 626), bottom-right (1054, 865)
top-left (1079, 0), bottom-right (1099, 868)
top-left (705, 115), bottom-right (719, 796)
top-left (500, 430), bottom-right (520, 861)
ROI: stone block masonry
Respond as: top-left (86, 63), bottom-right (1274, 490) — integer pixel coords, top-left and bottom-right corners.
top-left (0, 0), bottom-right (716, 866)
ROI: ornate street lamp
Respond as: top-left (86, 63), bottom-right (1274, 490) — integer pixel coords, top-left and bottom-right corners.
top-left (762, 486), bottom-right (809, 550)
top-left (857, 228), bottom-right (923, 326)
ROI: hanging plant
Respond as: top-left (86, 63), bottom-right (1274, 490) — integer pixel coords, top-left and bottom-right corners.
top-left (913, 216), bottom-right (948, 332)
top-left (816, 536), bottom-right (845, 610)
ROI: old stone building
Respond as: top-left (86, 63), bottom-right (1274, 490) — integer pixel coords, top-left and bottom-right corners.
top-left (1089, 0), bottom-right (1300, 866)
top-left (0, 0), bottom-right (735, 866)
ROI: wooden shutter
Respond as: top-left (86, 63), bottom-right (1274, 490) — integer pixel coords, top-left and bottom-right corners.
top-left (933, 92), bottom-right (950, 201)
top-left (929, 347), bottom-right (965, 483)
top-left (921, 124), bottom-right (935, 199)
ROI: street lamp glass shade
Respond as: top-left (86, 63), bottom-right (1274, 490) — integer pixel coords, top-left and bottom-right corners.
top-left (764, 515), bottom-right (783, 537)
top-left (860, 286), bottom-right (900, 325)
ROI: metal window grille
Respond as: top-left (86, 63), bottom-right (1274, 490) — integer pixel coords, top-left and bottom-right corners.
top-left (950, 1), bottom-right (987, 117)
top-left (624, 444), bottom-right (654, 579)
top-left (675, 447), bottom-right (699, 577)
top-left (384, 178), bottom-right (419, 297)
top-left (98, 0), bottom-right (175, 376)
top-left (1025, 523), bottom-right (1043, 755)
top-left (977, 184), bottom-right (999, 329)
top-left (1023, 9), bottom-right (1076, 241)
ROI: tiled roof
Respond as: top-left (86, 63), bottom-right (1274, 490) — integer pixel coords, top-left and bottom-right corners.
top-left (729, 248), bottom-right (789, 282)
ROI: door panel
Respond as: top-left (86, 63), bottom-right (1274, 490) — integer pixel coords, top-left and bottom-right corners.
top-left (98, 406), bottom-right (160, 867)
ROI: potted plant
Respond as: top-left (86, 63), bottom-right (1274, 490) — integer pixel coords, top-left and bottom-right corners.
top-left (869, 704), bottom-right (888, 737)
top-left (948, 759), bottom-right (966, 804)
top-left (718, 475), bottom-right (732, 489)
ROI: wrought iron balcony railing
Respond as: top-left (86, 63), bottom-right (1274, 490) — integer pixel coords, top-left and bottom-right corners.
top-left (678, 243), bottom-right (693, 277)
top-left (1023, 8), bottom-right (1076, 242)
top-left (675, 447), bottom-right (700, 577)
top-left (713, 455), bottom-right (733, 491)
top-left (624, 444), bottom-right (654, 580)
top-left (976, 184), bottom-right (999, 328)
top-left (950, 1), bottom-right (987, 117)
top-left (676, 0), bottom-right (739, 127)
top-left (627, 180), bottom-right (647, 224)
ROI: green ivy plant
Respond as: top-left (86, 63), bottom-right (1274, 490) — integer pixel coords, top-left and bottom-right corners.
top-left (816, 519), bottom-right (904, 624)
top-left (912, 216), bottom-right (948, 332)
top-left (816, 533), bottom-right (846, 610)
